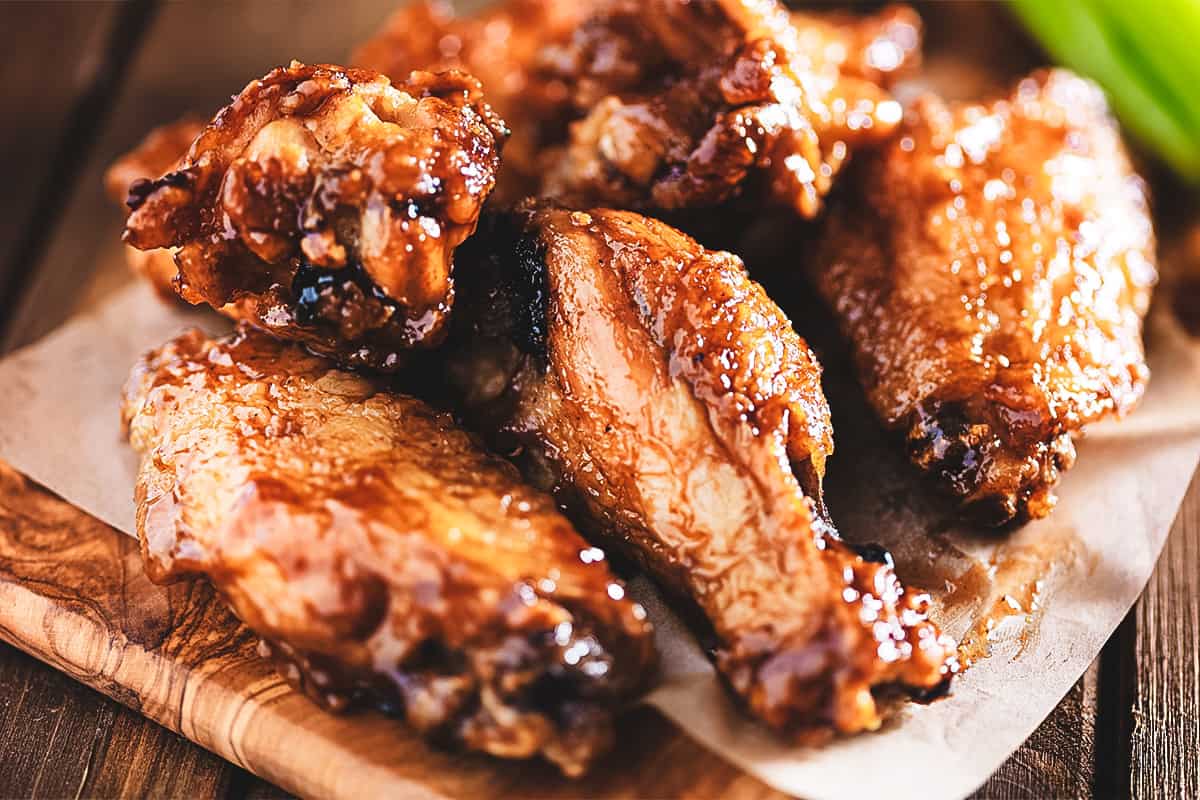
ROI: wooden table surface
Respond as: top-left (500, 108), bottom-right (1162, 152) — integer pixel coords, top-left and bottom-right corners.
top-left (0, 2), bottom-right (1196, 798)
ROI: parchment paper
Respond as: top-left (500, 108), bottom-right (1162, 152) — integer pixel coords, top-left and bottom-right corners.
top-left (1, 279), bottom-right (1198, 800)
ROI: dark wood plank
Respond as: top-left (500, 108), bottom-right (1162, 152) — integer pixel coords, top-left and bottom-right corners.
top-left (970, 662), bottom-right (1100, 799)
top-left (228, 770), bottom-right (294, 800)
top-left (0, 642), bottom-right (115, 798)
top-left (1130, 469), bottom-right (1200, 799)
top-left (0, 643), bottom-right (231, 799)
top-left (1096, 610), bottom-right (1138, 799)
top-left (0, 1), bottom-right (155, 339)
top-left (82, 694), bottom-right (234, 800)
top-left (0, 1), bottom-right (119, 292)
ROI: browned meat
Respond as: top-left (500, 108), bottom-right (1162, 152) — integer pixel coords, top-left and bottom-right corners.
top-left (809, 69), bottom-right (1157, 523)
top-left (537, 0), bottom-right (918, 217)
top-left (121, 325), bottom-right (655, 775)
top-left (104, 117), bottom-right (204, 300)
top-left (122, 62), bottom-right (508, 370)
top-left (352, 0), bottom-right (593, 205)
top-left (439, 203), bottom-right (957, 738)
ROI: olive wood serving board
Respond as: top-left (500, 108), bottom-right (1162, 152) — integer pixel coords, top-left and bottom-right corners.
top-left (0, 462), bottom-right (781, 800)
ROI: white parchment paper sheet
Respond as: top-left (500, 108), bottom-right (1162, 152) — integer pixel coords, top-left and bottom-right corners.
top-left (1, 281), bottom-right (1198, 799)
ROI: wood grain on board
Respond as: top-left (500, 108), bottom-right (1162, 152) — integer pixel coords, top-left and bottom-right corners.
top-left (0, 463), bottom-right (786, 800)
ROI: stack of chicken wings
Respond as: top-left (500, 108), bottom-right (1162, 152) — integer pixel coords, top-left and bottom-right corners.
top-left (108, 0), bottom-right (1157, 776)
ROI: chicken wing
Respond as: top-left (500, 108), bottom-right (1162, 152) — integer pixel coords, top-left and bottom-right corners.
top-left (438, 202), bottom-right (956, 737)
top-left (352, 0), bottom-right (592, 205)
top-left (809, 70), bottom-right (1157, 523)
top-left (104, 117), bottom-right (204, 300)
top-left (537, 0), bottom-right (917, 217)
top-left (121, 325), bottom-right (655, 775)
top-left (122, 61), bottom-right (508, 370)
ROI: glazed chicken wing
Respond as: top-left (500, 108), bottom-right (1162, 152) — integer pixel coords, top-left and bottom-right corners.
top-left (122, 62), bottom-right (508, 370)
top-left (538, 0), bottom-right (918, 217)
top-left (104, 117), bottom-right (204, 300)
top-left (439, 203), bottom-right (956, 737)
top-left (810, 70), bottom-right (1157, 523)
top-left (353, 0), bottom-right (592, 205)
top-left (121, 325), bottom-right (655, 775)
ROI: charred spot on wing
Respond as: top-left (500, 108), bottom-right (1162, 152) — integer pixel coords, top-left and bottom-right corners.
top-left (908, 675), bottom-right (954, 704)
top-left (291, 258), bottom-right (393, 326)
top-left (511, 227), bottom-right (549, 356)
top-left (848, 541), bottom-right (894, 569)
top-left (908, 399), bottom-right (994, 498)
top-left (124, 177), bottom-right (160, 211)
top-left (125, 168), bottom-right (197, 211)
top-left (455, 212), bottom-right (549, 359)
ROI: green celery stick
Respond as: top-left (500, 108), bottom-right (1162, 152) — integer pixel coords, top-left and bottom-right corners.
top-left (1010, 0), bottom-right (1200, 180)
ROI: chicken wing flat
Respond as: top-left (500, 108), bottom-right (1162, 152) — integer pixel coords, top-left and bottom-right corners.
top-left (122, 61), bottom-right (508, 370)
top-left (121, 325), bottom-right (655, 775)
top-left (104, 117), bottom-right (204, 300)
top-left (439, 202), bottom-right (956, 737)
top-left (538, 0), bottom-right (918, 217)
top-left (352, 0), bottom-right (592, 205)
top-left (810, 69), bottom-right (1157, 523)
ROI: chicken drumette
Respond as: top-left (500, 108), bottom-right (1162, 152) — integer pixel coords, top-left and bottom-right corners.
top-left (537, 0), bottom-right (919, 216)
top-left (439, 202), bottom-right (956, 737)
top-left (122, 61), bottom-right (508, 370)
top-left (809, 70), bottom-right (1157, 523)
top-left (122, 325), bottom-right (655, 775)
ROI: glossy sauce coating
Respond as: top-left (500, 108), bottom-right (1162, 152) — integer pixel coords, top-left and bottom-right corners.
top-left (352, 0), bottom-right (593, 205)
top-left (121, 326), bottom-right (655, 775)
top-left (811, 69), bottom-right (1157, 523)
top-left (104, 117), bottom-right (205, 300)
top-left (539, 0), bottom-right (918, 217)
top-left (444, 203), bottom-right (956, 737)
top-left (122, 62), bottom-right (508, 370)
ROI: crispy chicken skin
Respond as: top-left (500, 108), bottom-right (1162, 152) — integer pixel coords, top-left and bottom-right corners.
top-left (810, 70), bottom-right (1157, 524)
top-left (353, 0), bottom-right (591, 205)
top-left (122, 62), bottom-right (508, 370)
top-left (104, 117), bottom-right (204, 300)
top-left (121, 325), bottom-right (655, 775)
top-left (538, 0), bottom-right (917, 217)
top-left (440, 203), bottom-right (956, 737)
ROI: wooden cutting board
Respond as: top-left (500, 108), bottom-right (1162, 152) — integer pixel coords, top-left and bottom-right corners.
top-left (0, 462), bottom-right (783, 799)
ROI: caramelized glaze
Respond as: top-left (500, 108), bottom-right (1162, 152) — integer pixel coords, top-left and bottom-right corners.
top-left (811, 69), bottom-right (1157, 523)
top-left (121, 326), bottom-right (655, 775)
top-left (122, 62), bottom-right (508, 370)
top-left (954, 527), bottom-right (1085, 668)
top-left (441, 203), bottom-right (957, 738)
top-left (538, 0), bottom-right (917, 217)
